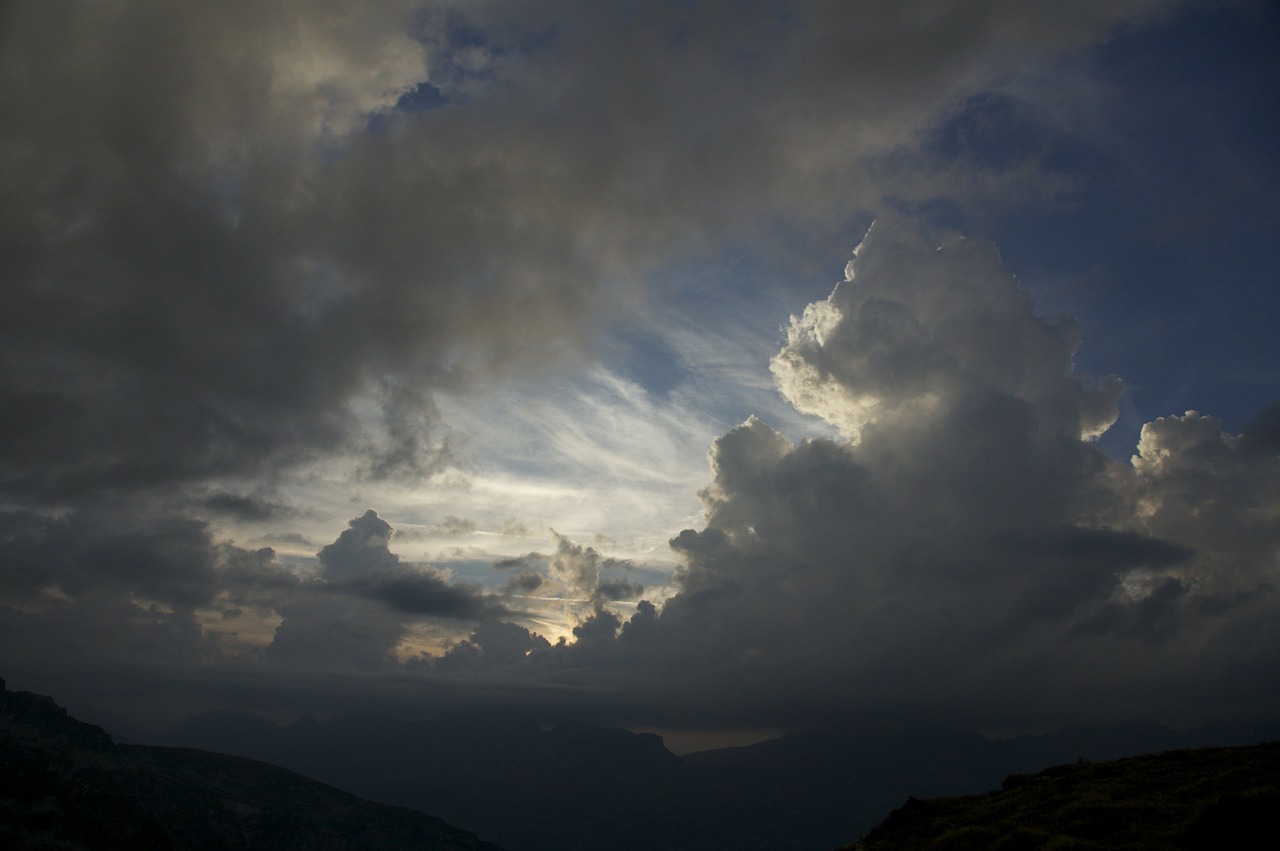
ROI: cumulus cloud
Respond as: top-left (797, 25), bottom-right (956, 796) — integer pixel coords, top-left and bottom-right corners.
top-left (492, 532), bottom-right (643, 608)
top-left (4, 216), bottom-right (1276, 735)
top-left (547, 533), bottom-right (642, 605)
top-left (1125, 411), bottom-right (1280, 597)
top-left (771, 220), bottom-right (1124, 443)
top-left (538, 222), bottom-right (1280, 729)
top-left (317, 510), bottom-right (400, 580)
top-left (271, 510), bottom-right (503, 665)
top-left (436, 620), bottom-right (551, 672)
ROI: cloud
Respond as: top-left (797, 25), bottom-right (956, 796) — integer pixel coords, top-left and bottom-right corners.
top-left (266, 594), bottom-right (408, 672)
top-left (203, 493), bottom-right (290, 522)
top-left (5, 0), bottom-right (1272, 735)
top-left (488, 532), bottom-right (645, 623)
top-left (430, 516), bottom-right (480, 537)
top-left (504, 571), bottom-right (545, 595)
top-left (524, 222), bottom-right (1280, 729)
top-left (436, 620), bottom-right (551, 672)
top-left (4, 215), bottom-right (1276, 736)
top-left (317, 510), bottom-right (399, 580)
top-left (269, 511), bottom-right (504, 666)
top-left (337, 566), bottom-right (501, 620)
top-left (1126, 410), bottom-right (1280, 598)
top-left (0, 506), bottom-right (296, 705)
top-left (0, 0), bottom-right (1181, 510)
top-left (770, 220), bottom-right (1124, 443)
top-left (0, 509), bottom-right (226, 609)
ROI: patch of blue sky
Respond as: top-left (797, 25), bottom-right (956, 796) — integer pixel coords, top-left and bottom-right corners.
top-left (594, 324), bottom-right (688, 401)
top-left (424, 557), bottom-right (510, 589)
top-left (614, 236), bottom-right (865, 442)
top-left (1016, 7), bottom-right (1274, 437)
top-left (365, 81), bottom-right (448, 134)
top-left (895, 4), bottom-right (1278, 451)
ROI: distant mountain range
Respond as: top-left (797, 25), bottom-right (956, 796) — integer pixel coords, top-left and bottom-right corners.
top-left (161, 705), bottom-right (1280, 851)
top-left (6, 674), bottom-right (1277, 850)
top-left (0, 678), bottom-right (500, 850)
top-left (849, 740), bottom-right (1280, 849)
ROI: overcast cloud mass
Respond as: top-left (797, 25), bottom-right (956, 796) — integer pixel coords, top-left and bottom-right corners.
top-left (2, 0), bottom-right (1278, 739)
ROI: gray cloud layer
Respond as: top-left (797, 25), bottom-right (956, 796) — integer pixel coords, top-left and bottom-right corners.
top-left (0, 0), bottom-right (1174, 505)
top-left (5, 1), bottom-right (1273, 733)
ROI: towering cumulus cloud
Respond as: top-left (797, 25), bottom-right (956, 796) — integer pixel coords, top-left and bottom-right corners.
top-left (770, 222), bottom-right (1124, 443)
top-left (598, 222), bottom-right (1280, 728)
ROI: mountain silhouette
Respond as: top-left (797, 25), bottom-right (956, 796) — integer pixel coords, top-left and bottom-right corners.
top-left (0, 678), bottom-right (502, 850)
top-left (164, 706), bottom-right (1280, 851)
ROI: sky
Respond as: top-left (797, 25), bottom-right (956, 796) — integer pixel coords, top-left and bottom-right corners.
top-left (2, 0), bottom-right (1279, 744)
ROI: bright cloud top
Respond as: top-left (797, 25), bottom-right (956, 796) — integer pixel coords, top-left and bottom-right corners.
top-left (772, 222), bottom-right (1124, 443)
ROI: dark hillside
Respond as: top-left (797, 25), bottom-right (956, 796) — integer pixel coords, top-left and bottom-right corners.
top-left (0, 678), bottom-right (501, 851)
top-left (165, 705), bottom-right (1280, 851)
top-left (849, 740), bottom-right (1280, 850)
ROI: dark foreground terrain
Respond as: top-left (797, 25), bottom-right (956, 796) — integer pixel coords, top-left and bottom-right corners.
top-left (164, 706), bottom-right (1280, 851)
top-left (0, 678), bottom-right (500, 850)
top-left (7, 674), bottom-right (1279, 851)
top-left (850, 740), bottom-right (1280, 850)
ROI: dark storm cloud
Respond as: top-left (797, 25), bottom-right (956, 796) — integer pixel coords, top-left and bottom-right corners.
top-left (266, 594), bottom-right (409, 671)
top-left (437, 620), bottom-right (551, 671)
top-left (258, 510), bottom-right (504, 671)
top-left (1242, 401), bottom-right (1280, 456)
top-left (0, 507), bottom-right (292, 696)
top-left (0, 509), bottom-right (223, 608)
top-left (314, 509), bottom-right (502, 617)
top-left (338, 566), bottom-right (502, 619)
top-left (596, 577), bottom-right (644, 603)
top-left (203, 493), bottom-right (289, 522)
top-left (0, 0), bottom-right (1177, 507)
top-left (0, 0), bottom-right (590, 503)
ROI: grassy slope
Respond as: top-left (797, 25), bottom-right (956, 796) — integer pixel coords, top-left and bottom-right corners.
top-left (847, 740), bottom-right (1280, 850)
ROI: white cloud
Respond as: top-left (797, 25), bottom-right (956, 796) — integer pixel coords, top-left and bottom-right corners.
top-left (771, 220), bottom-right (1124, 444)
